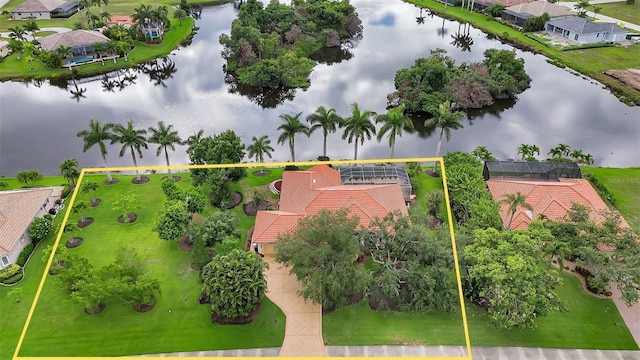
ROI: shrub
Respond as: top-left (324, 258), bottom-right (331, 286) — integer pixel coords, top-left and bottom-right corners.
top-left (284, 165), bottom-right (299, 171)
top-left (17, 244), bottom-right (35, 266)
top-left (485, 4), bottom-right (505, 17)
top-left (61, 184), bottom-right (73, 199)
top-left (2, 272), bottom-right (24, 284)
top-left (29, 216), bottom-right (54, 243)
top-left (0, 264), bottom-right (21, 280)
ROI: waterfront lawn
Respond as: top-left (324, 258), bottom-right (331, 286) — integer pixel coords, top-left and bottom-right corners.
top-left (324, 271), bottom-right (638, 349)
top-left (598, 2), bottom-right (640, 26)
top-left (583, 167), bottom-right (640, 232)
top-left (16, 173), bottom-right (285, 358)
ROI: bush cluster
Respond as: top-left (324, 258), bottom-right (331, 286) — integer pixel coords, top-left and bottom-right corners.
top-left (588, 175), bottom-right (616, 205)
top-left (17, 244), bottom-right (35, 267)
top-left (0, 264), bottom-right (21, 281)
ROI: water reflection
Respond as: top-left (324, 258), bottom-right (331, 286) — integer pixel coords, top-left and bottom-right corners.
top-left (138, 57), bottom-right (178, 88)
top-left (450, 23), bottom-right (474, 52)
top-left (226, 74), bottom-right (298, 109)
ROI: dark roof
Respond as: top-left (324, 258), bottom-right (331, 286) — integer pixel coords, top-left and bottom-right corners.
top-left (338, 165), bottom-right (412, 201)
top-left (53, 1), bottom-right (78, 12)
top-left (483, 161), bottom-right (582, 181)
top-left (546, 16), bottom-right (627, 35)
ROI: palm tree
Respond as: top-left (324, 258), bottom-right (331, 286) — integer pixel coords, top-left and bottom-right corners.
top-left (424, 101), bottom-right (464, 172)
top-left (173, 8), bottom-right (188, 26)
top-left (545, 241), bottom-right (570, 272)
top-left (517, 144), bottom-right (539, 160)
top-left (111, 119), bottom-right (148, 180)
top-left (570, 149), bottom-right (585, 163)
top-left (306, 106), bottom-right (343, 158)
top-left (547, 147), bottom-right (563, 159)
top-left (7, 39), bottom-right (24, 60)
top-left (81, 181), bottom-right (100, 204)
top-left (341, 103), bottom-right (377, 161)
top-left (56, 45), bottom-right (74, 68)
top-left (581, 153), bottom-right (595, 166)
top-left (471, 145), bottom-right (495, 162)
top-left (93, 42), bottom-right (106, 65)
top-left (375, 104), bottom-right (413, 159)
top-left (77, 119), bottom-right (116, 181)
top-left (8, 26), bottom-right (26, 41)
top-left (147, 121), bottom-right (183, 179)
top-left (106, 39), bottom-right (119, 63)
top-left (499, 192), bottom-right (533, 230)
top-left (557, 143), bottom-right (571, 157)
top-left (277, 112), bottom-right (309, 162)
top-left (247, 135), bottom-right (274, 174)
top-left (59, 158), bottom-right (80, 188)
top-left (23, 21), bottom-right (40, 42)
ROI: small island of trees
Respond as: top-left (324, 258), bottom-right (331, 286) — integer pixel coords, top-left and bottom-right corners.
top-left (219, 0), bottom-right (363, 89)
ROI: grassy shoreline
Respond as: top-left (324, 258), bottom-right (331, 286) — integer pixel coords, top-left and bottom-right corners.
top-left (404, 0), bottom-right (640, 106)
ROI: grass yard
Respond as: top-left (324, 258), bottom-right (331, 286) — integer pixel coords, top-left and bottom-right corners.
top-left (14, 172), bottom-right (285, 358)
top-left (324, 271), bottom-right (638, 349)
top-left (582, 167), bottom-right (640, 232)
top-left (598, 2), bottom-right (640, 26)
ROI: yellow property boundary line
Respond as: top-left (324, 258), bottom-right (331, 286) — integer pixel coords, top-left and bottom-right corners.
top-left (13, 157), bottom-right (472, 360)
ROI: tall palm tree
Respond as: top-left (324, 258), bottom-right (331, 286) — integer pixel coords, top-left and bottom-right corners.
top-left (517, 144), bottom-right (539, 160)
top-left (342, 103), bottom-right (377, 161)
top-left (247, 135), bottom-right (274, 174)
top-left (77, 119), bottom-right (116, 181)
top-left (424, 100), bottom-right (464, 171)
top-left (557, 143), bottom-right (571, 157)
top-left (148, 121), bottom-right (183, 179)
top-left (375, 104), bottom-right (413, 159)
top-left (56, 45), bottom-right (74, 68)
top-left (581, 153), bottom-right (594, 166)
top-left (7, 39), bottom-right (24, 59)
top-left (471, 145), bottom-right (495, 162)
top-left (499, 192), bottom-right (533, 230)
top-left (93, 42), bottom-right (107, 65)
top-left (8, 26), bottom-right (26, 41)
top-left (547, 147), bottom-right (563, 159)
top-left (570, 149), bottom-right (585, 164)
top-left (23, 21), bottom-right (40, 42)
top-left (306, 106), bottom-right (343, 158)
top-left (59, 158), bottom-right (80, 188)
top-left (545, 241), bottom-right (570, 272)
top-left (277, 112), bottom-right (309, 162)
top-left (111, 119), bottom-right (148, 180)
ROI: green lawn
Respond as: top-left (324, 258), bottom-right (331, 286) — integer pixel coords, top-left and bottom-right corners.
top-left (598, 2), bottom-right (640, 26)
top-left (324, 271), bottom-right (638, 349)
top-left (582, 167), bottom-right (640, 232)
top-left (8, 172), bottom-right (285, 358)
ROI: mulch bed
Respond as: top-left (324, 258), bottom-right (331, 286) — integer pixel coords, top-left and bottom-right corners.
top-left (252, 170), bottom-right (271, 177)
top-left (133, 301), bottom-right (157, 313)
top-left (425, 169), bottom-right (441, 178)
top-left (274, 180), bottom-right (282, 192)
top-left (48, 260), bottom-right (67, 275)
top-left (103, 178), bottom-right (120, 185)
top-left (243, 201), bottom-right (273, 216)
top-left (131, 176), bottom-right (150, 184)
top-left (179, 234), bottom-right (194, 253)
top-left (225, 191), bottom-right (243, 209)
top-left (189, 262), bottom-right (201, 270)
top-left (245, 227), bottom-right (254, 251)
top-left (84, 303), bottom-right (106, 315)
top-left (162, 175), bottom-right (182, 182)
top-left (367, 294), bottom-right (398, 311)
top-left (211, 303), bottom-right (262, 325)
top-left (77, 217), bottom-right (94, 228)
top-left (90, 199), bottom-right (101, 207)
top-left (66, 237), bottom-right (84, 248)
top-left (428, 216), bottom-right (444, 229)
top-left (118, 213), bottom-right (137, 223)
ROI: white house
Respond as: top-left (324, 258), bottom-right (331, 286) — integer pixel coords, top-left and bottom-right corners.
top-left (546, 16), bottom-right (628, 44)
top-left (0, 40), bottom-right (10, 58)
top-left (11, 0), bottom-right (78, 20)
top-left (0, 188), bottom-right (56, 269)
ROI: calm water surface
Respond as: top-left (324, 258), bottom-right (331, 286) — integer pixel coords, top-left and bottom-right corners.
top-left (1, 0), bottom-right (639, 176)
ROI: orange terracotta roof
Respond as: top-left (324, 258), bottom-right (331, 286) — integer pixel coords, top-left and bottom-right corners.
top-left (253, 165), bottom-right (408, 244)
top-left (486, 178), bottom-right (630, 230)
top-left (0, 188), bottom-right (53, 255)
top-left (107, 15), bottom-right (134, 26)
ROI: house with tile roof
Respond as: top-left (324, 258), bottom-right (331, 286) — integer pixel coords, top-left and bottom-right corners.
top-left (0, 188), bottom-right (56, 269)
top-left (39, 30), bottom-right (109, 66)
top-left (486, 177), bottom-right (629, 230)
top-left (11, 0), bottom-right (78, 19)
top-left (546, 16), bottom-right (628, 44)
top-left (252, 165), bottom-right (408, 254)
top-left (473, 0), bottom-right (535, 12)
top-left (501, 1), bottom-right (572, 27)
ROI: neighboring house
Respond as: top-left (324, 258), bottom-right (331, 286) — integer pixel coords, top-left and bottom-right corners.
top-left (252, 165), bottom-right (409, 254)
top-left (0, 188), bottom-right (56, 269)
top-left (473, 0), bottom-right (535, 12)
top-left (0, 40), bottom-right (10, 58)
top-left (501, 0), bottom-right (572, 27)
top-left (483, 161), bottom-right (629, 230)
top-left (107, 15), bottom-right (134, 28)
top-left (139, 21), bottom-right (165, 41)
top-left (11, 0), bottom-right (78, 20)
top-left (546, 16), bottom-right (628, 44)
top-left (39, 30), bottom-right (109, 65)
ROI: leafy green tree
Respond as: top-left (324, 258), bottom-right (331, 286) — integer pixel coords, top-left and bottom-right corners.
top-left (183, 187), bottom-right (207, 218)
top-left (70, 276), bottom-right (108, 313)
top-left (201, 249), bottom-right (267, 319)
top-left (161, 177), bottom-right (183, 200)
top-left (277, 112), bottom-right (309, 162)
top-left (73, 200), bottom-right (90, 222)
top-left (499, 192), bottom-right (533, 230)
top-left (191, 230), bottom-right (211, 269)
top-left (29, 217), bottom-right (54, 243)
top-left (7, 39), bottom-right (24, 59)
top-left (545, 240), bottom-right (570, 272)
top-left (59, 158), bottom-right (80, 189)
top-left (16, 169), bottom-right (43, 188)
top-left (23, 21), bottom-right (39, 42)
top-left (56, 252), bottom-right (93, 292)
top-left (574, 0), bottom-right (590, 17)
top-left (148, 121), bottom-right (183, 179)
top-left (424, 101), bottom-right (464, 172)
top-left (465, 228), bottom-right (562, 329)
top-left (153, 200), bottom-right (189, 241)
top-left (186, 129), bottom-right (246, 186)
top-left (275, 208), bottom-right (368, 310)
top-left (112, 191), bottom-right (142, 222)
top-left (306, 106), bottom-right (343, 157)
top-left (247, 135), bottom-right (274, 174)
top-left (341, 103), bottom-right (377, 160)
top-left (201, 211), bottom-right (240, 247)
top-left (173, 8), bottom-right (188, 25)
top-left (375, 104), bottom-right (414, 159)
top-left (111, 119), bottom-right (148, 181)
top-left (8, 26), bottom-right (26, 41)
top-left (517, 144), bottom-right (540, 161)
top-left (81, 181), bottom-right (99, 204)
top-left (77, 118), bottom-right (116, 182)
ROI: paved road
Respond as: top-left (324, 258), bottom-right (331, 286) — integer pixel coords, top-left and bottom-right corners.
top-left (560, 1), bottom-right (640, 32)
top-left (0, 27), bottom-right (71, 40)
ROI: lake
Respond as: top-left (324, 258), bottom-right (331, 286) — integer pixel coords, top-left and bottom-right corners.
top-left (1, 0), bottom-right (639, 176)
